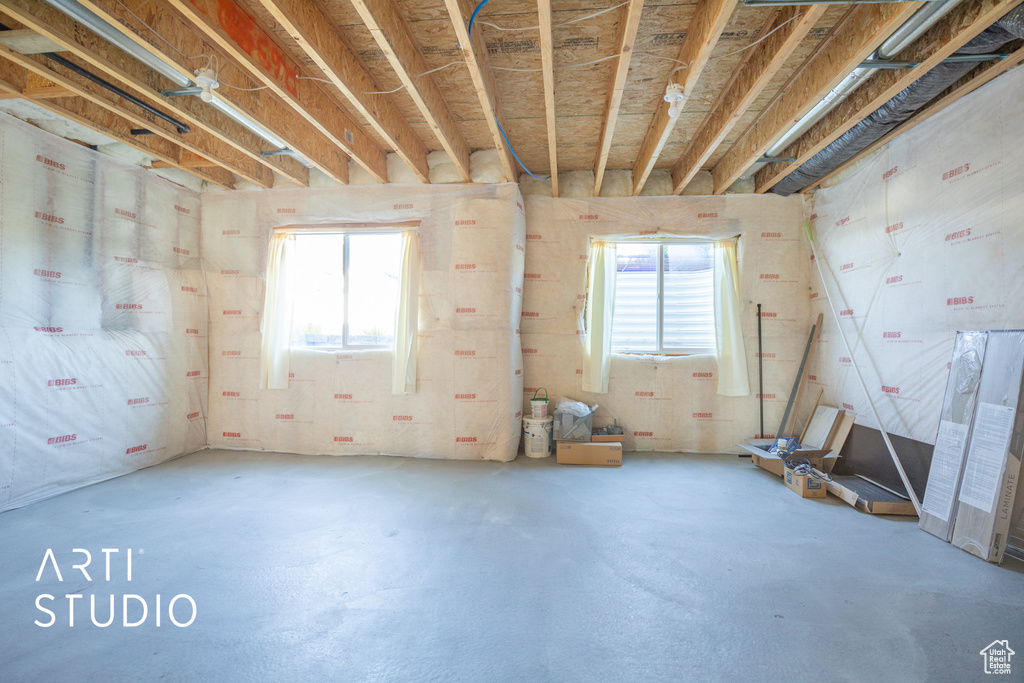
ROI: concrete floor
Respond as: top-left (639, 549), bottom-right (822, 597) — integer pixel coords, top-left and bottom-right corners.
top-left (1, 450), bottom-right (1021, 682)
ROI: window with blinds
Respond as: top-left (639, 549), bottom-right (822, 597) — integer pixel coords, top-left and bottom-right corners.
top-left (611, 242), bottom-right (715, 354)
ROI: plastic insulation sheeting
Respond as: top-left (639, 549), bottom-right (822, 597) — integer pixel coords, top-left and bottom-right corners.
top-left (0, 112), bottom-right (207, 512)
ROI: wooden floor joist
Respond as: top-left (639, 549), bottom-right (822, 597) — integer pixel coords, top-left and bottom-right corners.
top-left (805, 44), bottom-right (1024, 194)
top-left (593, 0), bottom-right (644, 197)
top-left (165, 0), bottom-right (388, 183)
top-left (0, 0), bottom-right (308, 186)
top-left (710, 2), bottom-right (920, 196)
top-left (670, 5), bottom-right (826, 195)
top-left (76, 0), bottom-right (350, 185)
top-left (755, 0), bottom-right (1024, 193)
top-left (537, 0), bottom-right (558, 196)
top-left (443, 0), bottom-right (515, 182)
top-left (258, 0), bottom-right (430, 183)
top-left (0, 57), bottom-right (235, 189)
top-left (346, 0), bottom-right (471, 182)
top-left (630, 0), bottom-right (740, 196)
top-left (0, 42), bottom-right (277, 187)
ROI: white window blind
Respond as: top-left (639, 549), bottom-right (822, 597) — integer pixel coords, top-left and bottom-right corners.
top-left (611, 242), bottom-right (715, 354)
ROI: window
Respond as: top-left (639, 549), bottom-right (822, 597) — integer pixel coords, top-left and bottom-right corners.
top-left (611, 242), bottom-right (715, 354)
top-left (289, 232), bottom-right (403, 348)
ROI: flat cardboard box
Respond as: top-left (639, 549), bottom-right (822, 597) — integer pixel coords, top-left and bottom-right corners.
top-left (591, 434), bottom-right (625, 444)
top-left (744, 448), bottom-right (839, 477)
top-left (823, 472), bottom-right (918, 516)
top-left (556, 441), bottom-right (622, 467)
top-left (783, 468), bottom-right (827, 498)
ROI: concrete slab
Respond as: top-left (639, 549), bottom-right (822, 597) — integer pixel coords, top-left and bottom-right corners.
top-left (0, 450), bottom-right (1021, 681)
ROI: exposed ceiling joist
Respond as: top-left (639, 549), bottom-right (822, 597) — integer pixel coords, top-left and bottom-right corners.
top-left (537, 0), bottom-right (557, 195)
top-left (0, 40), bottom-right (277, 187)
top-left (0, 0), bottom-right (310, 186)
top-left (22, 71), bottom-right (76, 98)
top-left (257, 0), bottom-right (430, 183)
top-left (348, 0), bottom-right (472, 182)
top-left (631, 0), bottom-right (740, 196)
top-left (165, 0), bottom-right (388, 182)
top-left (670, 5), bottom-right (826, 195)
top-left (0, 56), bottom-right (235, 188)
top-left (593, 0), bottom-right (644, 197)
top-left (755, 0), bottom-right (1024, 193)
top-left (710, 2), bottom-right (921, 195)
top-left (443, 0), bottom-right (515, 182)
top-left (805, 43), bottom-right (1024, 193)
top-left (76, 0), bottom-right (350, 185)
top-left (0, 26), bottom-right (63, 54)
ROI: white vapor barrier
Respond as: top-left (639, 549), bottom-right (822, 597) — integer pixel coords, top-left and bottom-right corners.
top-left (203, 184), bottom-right (525, 461)
top-left (0, 113), bottom-right (207, 512)
top-left (522, 194), bottom-right (810, 453)
top-left (807, 65), bottom-right (1024, 445)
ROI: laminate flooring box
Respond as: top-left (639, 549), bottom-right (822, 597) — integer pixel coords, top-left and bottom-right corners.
top-left (951, 330), bottom-right (1024, 564)
top-left (920, 332), bottom-right (988, 541)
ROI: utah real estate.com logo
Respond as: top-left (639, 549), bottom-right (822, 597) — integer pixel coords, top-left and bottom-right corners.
top-left (980, 640), bottom-right (1014, 675)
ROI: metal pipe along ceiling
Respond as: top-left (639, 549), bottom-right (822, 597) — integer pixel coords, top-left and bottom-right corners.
top-left (769, 5), bottom-right (1024, 196)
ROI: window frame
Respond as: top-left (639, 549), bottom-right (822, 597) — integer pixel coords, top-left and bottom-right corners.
top-left (609, 238), bottom-right (717, 356)
top-left (275, 222), bottom-right (416, 352)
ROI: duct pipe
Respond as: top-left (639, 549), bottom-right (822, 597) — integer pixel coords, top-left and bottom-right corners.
top-left (760, 1), bottom-right (961, 161)
top-left (770, 5), bottom-right (1024, 195)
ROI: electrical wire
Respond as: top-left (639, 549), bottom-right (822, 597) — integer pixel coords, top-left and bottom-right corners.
top-left (475, 1), bottom-right (629, 32)
top-left (467, 0), bottom-right (492, 41)
top-left (495, 116), bottom-right (549, 180)
top-left (115, 0), bottom-right (206, 61)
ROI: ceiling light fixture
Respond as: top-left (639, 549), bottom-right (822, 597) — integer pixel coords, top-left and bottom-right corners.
top-left (194, 66), bottom-right (219, 103)
top-left (664, 83), bottom-right (685, 118)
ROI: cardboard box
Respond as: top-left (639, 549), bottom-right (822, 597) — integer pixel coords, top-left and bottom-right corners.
top-left (591, 434), bottom-right (625, 444)
top-left (556, 441), bottom-right (622, 467)
top-left (744, 449), bottom-right (839, 477)
top-left (783, 468), bottom-right (827, 498)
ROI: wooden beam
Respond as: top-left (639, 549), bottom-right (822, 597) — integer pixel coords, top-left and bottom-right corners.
top-left (263, 0), bottom-right (433, 183)
top-left (152, 151), bottom-right (220, 169)
top-left (0, 58), bottom-right (234, 188)
top-left (710, 2), bottom-right (921, 195)
top-left (0, 40), bottom-right (278, 187)
top-left (22, 70), bottom-right (76, 98)
top-left (346, 0), bottom-right (472, 182)
top-left (0, 0), bottom-right (295, 186)
top-left (593, 0), bottom-right (644, 196)
top-left (443, 0), bottom-right (515, 181)
top-left (755, 0), bottom-right (1024, 193)
top-left (804, 45), bottom-right (1024, 194)
top-left (537, 0), bottom-right (557, 196)
top-left (670, 5), bottom-right (826, 194)
top-left (165, 0), bottom-right (388, 182)
top-left (630, 0), bottom-right (739, 196)
top-left (0, 27), bottom-right (64, 54)
top-left (72, 0), bottom-right (356, 184)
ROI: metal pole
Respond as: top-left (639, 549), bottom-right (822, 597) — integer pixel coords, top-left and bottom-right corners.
top-left (757, 303), bottom-right (764, 438)
top-left (804, 222), bottom-right (922, 515)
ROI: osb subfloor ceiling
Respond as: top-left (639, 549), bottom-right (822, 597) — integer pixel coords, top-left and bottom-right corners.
top-left (249, 0), bottom-right (846, 175)
top-left (1, 0), bottom-right (1020, 194)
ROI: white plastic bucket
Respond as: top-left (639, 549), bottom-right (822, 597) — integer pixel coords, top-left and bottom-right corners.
top-left (530, 400), bottom-right (548, 418)
top-left (523, 417), bottom-right (554, 458)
